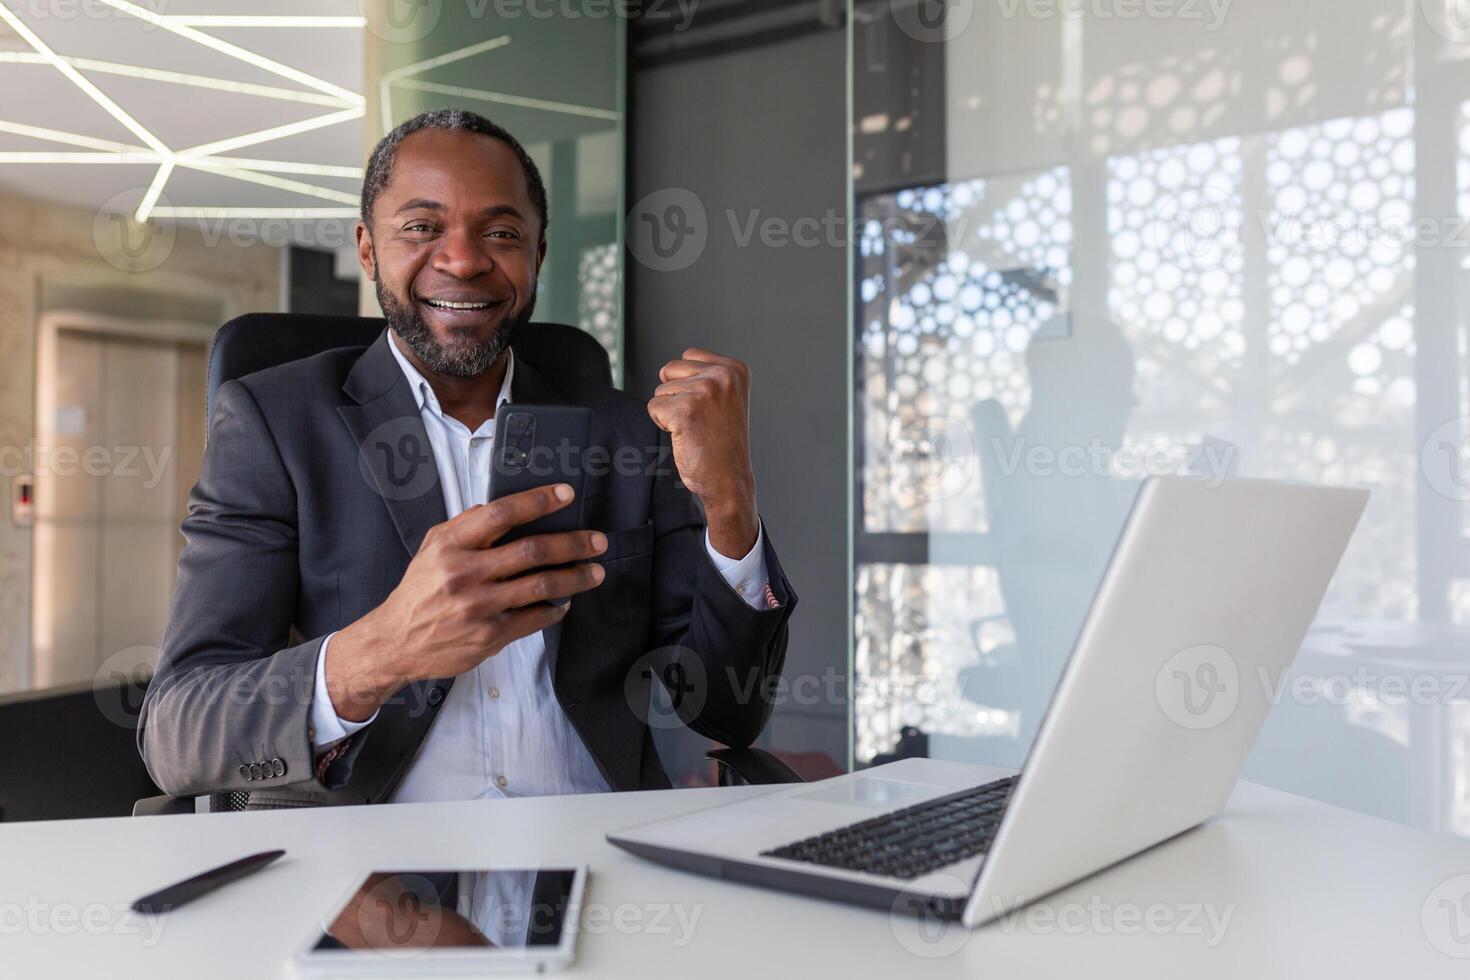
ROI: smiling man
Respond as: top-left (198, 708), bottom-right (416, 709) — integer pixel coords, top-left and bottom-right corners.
top-left (137, 109), bottom-right (796, 808)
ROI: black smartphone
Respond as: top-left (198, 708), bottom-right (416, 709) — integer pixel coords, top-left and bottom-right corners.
top-left (488, 404), bottom-right (593, 546)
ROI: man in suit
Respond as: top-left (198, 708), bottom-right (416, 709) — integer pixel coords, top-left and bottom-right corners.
top-left (138, 108), bottom-right (796, 809)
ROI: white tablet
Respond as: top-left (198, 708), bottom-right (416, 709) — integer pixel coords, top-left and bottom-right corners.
top-left (290, 867), bottom-right (587, 977)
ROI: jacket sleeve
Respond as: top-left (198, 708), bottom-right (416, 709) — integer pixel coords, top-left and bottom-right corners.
top-left (644, 431), bottom-right (797, 747)
top-left (137, 380), bottom-right (356, 798)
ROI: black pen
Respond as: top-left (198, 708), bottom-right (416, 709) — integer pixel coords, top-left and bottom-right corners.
top-left (131, 849), bottom-right (286, 915)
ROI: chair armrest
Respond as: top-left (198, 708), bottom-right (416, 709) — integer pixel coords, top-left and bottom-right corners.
top-left (706, 747), bottom-right (805, 786)
top-left (132, 795), bottom-right (195, 817)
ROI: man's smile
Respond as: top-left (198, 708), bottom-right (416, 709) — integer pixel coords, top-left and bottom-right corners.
top-left (416, 292), bottom-right (506, 327)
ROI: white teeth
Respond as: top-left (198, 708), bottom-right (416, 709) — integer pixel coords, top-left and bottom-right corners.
top-left (425, 299), bottom-right (492, 310)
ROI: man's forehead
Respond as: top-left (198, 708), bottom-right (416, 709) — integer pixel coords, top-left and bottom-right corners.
top-left (380, 129), bottom-right (531, 205)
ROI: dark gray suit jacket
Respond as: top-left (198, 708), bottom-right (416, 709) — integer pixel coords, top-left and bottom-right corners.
top-left (138, 330), bottom-right (796, 808)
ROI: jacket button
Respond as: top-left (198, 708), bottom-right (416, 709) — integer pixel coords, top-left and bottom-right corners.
top-left (271, 758), bottom-right (286, 777)
top-left (248, 763), bottom-right (263, 780)
top-left (427, 686), bottom-right (445, 706)
top-left (239, 765), bottom-right (252, 781)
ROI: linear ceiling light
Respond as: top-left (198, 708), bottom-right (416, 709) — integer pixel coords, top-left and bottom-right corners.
top-left (136, 157), bottom-right (175, 221)
top-left (177, 159), bottom-right (359, 205)
top-left (149, 207), bottom-right (359, 219)
top-left (0, 151), bottom-right (161, 163)
top-left (0, 119), bottom-right (148, 153)
top-left (177, 107), bottom-right (365, 159)
top-left (195, 156), bottom-right (363, 179)
top-left (0, 52), bottom-right (354, 108)
top-left (92, 0), bottom-right (363, 107)
top-left (394, 79), bottom-right (621, 121)
top-left (163, 16), bottom-right (367, 28)
top-left (0, 1), bottom-right (170, 158)
top-left (380, 36), bottom-right (512, 133)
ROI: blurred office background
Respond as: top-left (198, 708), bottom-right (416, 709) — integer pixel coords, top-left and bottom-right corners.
top-left (1, 0), bottom-right (1468, 843)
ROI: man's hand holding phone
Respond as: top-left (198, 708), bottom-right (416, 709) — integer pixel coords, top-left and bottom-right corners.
top-left (324, 484), bottom-right (607, 722)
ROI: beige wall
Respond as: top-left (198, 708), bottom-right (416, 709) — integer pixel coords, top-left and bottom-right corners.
top-left (0, 191), bottom-right (281, 693)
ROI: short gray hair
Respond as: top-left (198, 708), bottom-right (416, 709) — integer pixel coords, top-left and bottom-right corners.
top-left (360, 108), bottom-right (548, 235)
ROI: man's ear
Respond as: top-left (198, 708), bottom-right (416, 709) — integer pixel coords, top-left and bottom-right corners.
top-left (535, 236), bottom-right (547, 276)
top-left (355, 221), bottom-right (377, 281)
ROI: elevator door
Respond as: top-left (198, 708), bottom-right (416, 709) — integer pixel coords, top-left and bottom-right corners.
top-left (31, 326), bottom-right (206, 689)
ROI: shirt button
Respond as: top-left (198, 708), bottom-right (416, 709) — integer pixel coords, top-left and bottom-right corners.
top-left (495, 775), bottom-right (508, 790)
top-left (488, 686), bottom-right (500, 700)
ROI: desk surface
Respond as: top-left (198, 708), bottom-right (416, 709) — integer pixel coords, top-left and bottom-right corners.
top-left (3, 781), bottom-right (1469, 977)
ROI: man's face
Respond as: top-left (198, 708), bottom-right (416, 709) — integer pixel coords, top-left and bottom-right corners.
top-left (357, 128), bottom-right (546, 377)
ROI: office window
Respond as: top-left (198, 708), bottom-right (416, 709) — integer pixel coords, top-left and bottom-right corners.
top-left (852, 0), bottom-right (1470, 835)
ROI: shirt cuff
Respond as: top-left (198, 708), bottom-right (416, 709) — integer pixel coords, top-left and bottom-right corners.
top-left (310, 632), bottom-right (377, 748)
top-left (704, 522), bottom-right (771, 610)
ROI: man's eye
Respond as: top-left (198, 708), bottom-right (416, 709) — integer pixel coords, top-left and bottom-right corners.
top-left (486, 229), bottom-right (518, 240)
top-left (403, 222), bottom-right (433, 233)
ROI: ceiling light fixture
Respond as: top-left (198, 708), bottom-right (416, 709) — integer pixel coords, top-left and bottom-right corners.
top-left (92, 0), bottom-right (363, 107)
top-left (177, 107), bottom-right (365, 160)
top-left (162, 16), bottom-right (367, 28)
top-left (0, 119), bottom-right (147, 153)
top-left (176, 159), bottom-right (359, 205)
top-left (394, 79), bottom-right (621, 121)
top-left (379, 35), bottom-right (512, 133)
top-left (0, 52), bottom-right (355, 108)
top-left (149, 207), bottom-right (359, 219)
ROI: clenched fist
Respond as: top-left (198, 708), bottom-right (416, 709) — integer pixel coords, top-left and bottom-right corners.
top-left (648, 348), bottom-right (759, 559)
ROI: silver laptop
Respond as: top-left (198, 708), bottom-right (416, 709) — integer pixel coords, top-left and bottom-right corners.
top-left (608, 476), bottom-right (1367, 927)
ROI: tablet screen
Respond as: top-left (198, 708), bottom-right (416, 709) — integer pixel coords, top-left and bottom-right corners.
top-left (308, 869), bottom-right (580, 955)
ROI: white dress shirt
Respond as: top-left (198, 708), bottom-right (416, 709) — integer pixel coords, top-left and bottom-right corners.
top-left (308, 332), bottom-right (770, 805)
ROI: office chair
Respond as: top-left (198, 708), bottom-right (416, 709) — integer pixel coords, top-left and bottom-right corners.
top-left (135, 313), bottom-right (801, 817)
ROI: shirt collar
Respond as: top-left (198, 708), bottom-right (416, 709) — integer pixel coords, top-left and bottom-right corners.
top-left (386, 329), bottom-right (515, 419)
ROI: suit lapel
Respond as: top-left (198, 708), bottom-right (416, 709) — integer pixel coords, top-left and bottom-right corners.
top-left (337, 331), bottom-right (448, 557)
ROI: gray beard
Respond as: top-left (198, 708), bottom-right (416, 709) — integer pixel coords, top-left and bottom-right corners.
top-left (377, 279), bottom-right (535, 377)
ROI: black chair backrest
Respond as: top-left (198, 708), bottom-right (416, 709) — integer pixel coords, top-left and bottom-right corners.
top-left (207, 313), bottom-right (612, 424)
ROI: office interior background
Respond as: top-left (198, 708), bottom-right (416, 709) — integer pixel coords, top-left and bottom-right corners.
top-left (0, 0), bottom-right (1465, 842)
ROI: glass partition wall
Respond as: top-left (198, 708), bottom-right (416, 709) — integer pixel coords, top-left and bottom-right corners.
top-left (370, 5), bottom-right (625, 378)
top-left (853, 0), bottom-right (1470, 836)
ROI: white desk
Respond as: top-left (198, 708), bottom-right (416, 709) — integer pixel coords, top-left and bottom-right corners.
top-left (3, 781), bottom-right (1469, 977)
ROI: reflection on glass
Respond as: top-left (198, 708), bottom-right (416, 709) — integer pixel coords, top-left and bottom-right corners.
top-left (316, 869), bottom-right (576, 954)
top-left (852, 1), bottom-right (1470, 834)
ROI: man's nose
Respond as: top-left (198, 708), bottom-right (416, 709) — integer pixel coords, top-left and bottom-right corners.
top-left (431, 227), bottom-right (491, 279)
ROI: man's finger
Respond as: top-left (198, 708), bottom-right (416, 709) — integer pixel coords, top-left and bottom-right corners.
top-left (647, 394), bottom-right (687, 432)
top-left (455, 483), bottom-right (575, 547)
top-left (652, 378), bottom-right (705, 399)
top-left (490, 563), bottom-right (606, 609)
top-left (491, 602), bottom-right (573, 648)
top-left (480, 529), bottom-right (608, 579)
top-left (681, 347), bottom-right (737, 365)
top-left (658, 359), bottom-right (710, 383)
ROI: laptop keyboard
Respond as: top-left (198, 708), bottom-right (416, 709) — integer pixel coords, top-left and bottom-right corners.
top-left (761, 775), bottom-right (1019, 880)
